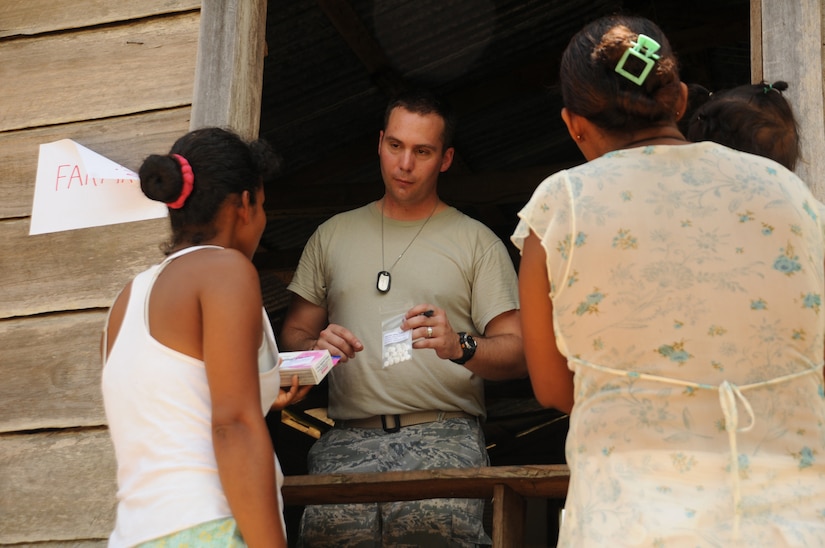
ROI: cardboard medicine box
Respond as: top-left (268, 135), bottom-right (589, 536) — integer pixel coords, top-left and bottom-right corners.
top-left (279, 349), bottom-right (337, 387)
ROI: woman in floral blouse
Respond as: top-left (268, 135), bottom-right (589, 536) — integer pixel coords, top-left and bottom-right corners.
top-left (512, 14), bottom-right (825, 546)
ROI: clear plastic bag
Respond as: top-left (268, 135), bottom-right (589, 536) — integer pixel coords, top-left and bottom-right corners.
top-left (381, 306), bottom-right (413, 368)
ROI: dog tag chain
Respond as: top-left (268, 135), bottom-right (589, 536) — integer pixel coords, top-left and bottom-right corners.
top-left (377, 200), bottom-right (437, 293)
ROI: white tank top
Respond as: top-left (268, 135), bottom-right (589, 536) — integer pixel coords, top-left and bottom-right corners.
top-left (102, 246), bottom-right (285, 547)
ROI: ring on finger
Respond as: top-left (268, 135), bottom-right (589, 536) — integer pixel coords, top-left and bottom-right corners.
top-left (426, 326), bottom-right (433, 338)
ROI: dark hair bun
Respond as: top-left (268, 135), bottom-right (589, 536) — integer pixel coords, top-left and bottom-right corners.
top-left (560, 16), bottom-right (683, 133)
top-left (139, 154), bottom-right (183, 204)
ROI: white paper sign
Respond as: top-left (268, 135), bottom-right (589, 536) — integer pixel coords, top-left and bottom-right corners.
top-left (29, 139), bottom-right (167, 235)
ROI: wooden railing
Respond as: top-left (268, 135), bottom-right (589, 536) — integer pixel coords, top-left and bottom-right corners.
top-left (282, 464), bottom-right (570, 548)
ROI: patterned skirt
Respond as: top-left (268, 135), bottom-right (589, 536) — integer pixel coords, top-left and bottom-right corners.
top-left (137, 517), bottom-right (245, 547)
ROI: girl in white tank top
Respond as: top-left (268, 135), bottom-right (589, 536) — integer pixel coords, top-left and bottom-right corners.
top-left (101, 128), bottom-right (310, 547)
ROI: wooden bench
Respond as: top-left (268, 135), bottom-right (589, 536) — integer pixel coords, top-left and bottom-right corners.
top-left (282, 464), bottom-right (570, 547)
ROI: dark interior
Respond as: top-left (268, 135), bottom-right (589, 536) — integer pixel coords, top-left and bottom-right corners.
top-left (257, 0), bottom-right (750, 278)
top-left (257, 0), bottom-right (751, 541)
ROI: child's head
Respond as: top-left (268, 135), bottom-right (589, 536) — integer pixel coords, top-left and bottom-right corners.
top-left (686, 81), bottom-right (799, 170)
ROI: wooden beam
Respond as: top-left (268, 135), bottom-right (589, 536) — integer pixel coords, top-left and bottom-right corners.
top-left (191, 0), bottom-right (268, 140)
top-left (282, 465), bottom-right (568, 548)
top-left (281, 464), bottom-right (570, 505)
top-left (754, 0), bottom-right (825, 197)
top-left (750, 0), bottom-right (763, 80)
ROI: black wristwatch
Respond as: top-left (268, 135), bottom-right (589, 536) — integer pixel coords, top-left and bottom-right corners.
top-left (450, 332), bottom-right (477, 365)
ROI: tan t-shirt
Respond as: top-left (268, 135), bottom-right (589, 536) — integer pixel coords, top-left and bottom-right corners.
top-left (288, 202), bottom-right (519, 420)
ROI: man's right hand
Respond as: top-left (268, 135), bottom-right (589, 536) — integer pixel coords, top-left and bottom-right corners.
top-left (313, 323), bottom-right (363, 363)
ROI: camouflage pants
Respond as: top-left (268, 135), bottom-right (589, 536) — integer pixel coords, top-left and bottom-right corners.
top-left (298, 417), bottom-right (491, 548)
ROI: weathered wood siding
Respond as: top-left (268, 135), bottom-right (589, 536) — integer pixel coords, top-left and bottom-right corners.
top-left (752, 0), bottom-right (825, 199)
top-left (0, 430), bottom-right (116, 544)
top-left (0, 1), bottom-right (200, 544)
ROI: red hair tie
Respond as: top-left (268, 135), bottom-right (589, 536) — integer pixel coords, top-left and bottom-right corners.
top-left (167, 154), bottom-right (195, 209)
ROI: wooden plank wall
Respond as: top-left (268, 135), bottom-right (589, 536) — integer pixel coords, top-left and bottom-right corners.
top-left (751, 0), bottom-right (825, 200)
top-left (0, 1), bottom-right (201, 544)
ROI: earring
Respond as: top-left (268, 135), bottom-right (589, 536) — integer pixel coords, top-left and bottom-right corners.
top-left (675, 111), bottom-right (681, 117)
top-left (576, 134), bottom-right (583, 141)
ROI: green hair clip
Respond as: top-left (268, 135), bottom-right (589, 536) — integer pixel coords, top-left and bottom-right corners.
top-left (615, 34), bottom-right (661, 86)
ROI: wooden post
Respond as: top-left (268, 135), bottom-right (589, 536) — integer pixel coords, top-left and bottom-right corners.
top-left (492, 484), bottom-right (525, 548)
top-left (190, 0), bottom-right (267, 140)
top-left (751, 0), bottom-right (825, 198)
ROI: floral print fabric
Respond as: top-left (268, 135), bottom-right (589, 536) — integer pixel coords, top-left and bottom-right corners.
top-left (136, 518), bottom-right (245, 547)
top-left (512, 142), bottom-right (825, 546)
